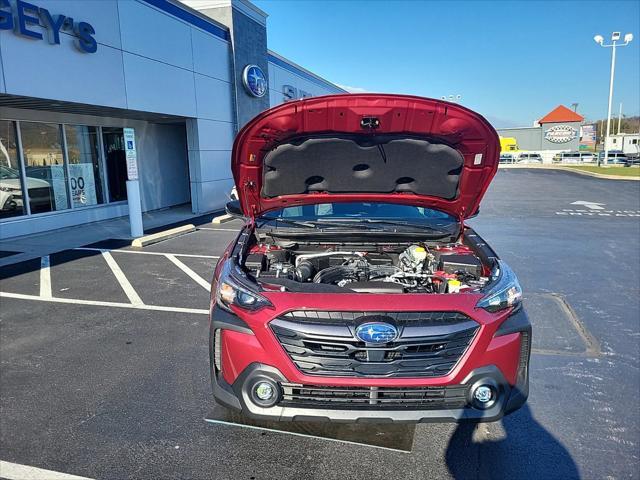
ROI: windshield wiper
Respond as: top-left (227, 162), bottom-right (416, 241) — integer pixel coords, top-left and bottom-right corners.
top-left (320, 218), bottom-right (451, 234)
top-left (258, 218), bottom-right (382, 231)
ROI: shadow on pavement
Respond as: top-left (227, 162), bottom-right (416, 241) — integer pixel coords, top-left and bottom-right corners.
top-left (205, 403), bottom-right (416, 452)
top-left (445, 404), bottom-right (580, 479)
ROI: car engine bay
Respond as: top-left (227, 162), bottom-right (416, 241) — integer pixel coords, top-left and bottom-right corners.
top-left (242, 241), bottom-right (490, 294)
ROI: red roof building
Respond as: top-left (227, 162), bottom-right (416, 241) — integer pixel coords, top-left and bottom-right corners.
top-left (538, 105), bottom-right (584, 124)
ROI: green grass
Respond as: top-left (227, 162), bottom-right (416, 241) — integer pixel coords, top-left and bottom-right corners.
top-left (564, 165), bottom-right (640, 177)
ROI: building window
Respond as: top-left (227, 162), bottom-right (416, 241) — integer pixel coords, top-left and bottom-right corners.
top-left (632, 139), bottom-right (638, 145)
top-left (102, 127), bottom-right (128, 202)
top-left (612, 138), bottom-right (617, 143)
top-left (20, 121), bottom-right (70, 214)
top-left (0, 120), bottom-right (26, 219)
top-left (64, 125), bottom-right (105, 207)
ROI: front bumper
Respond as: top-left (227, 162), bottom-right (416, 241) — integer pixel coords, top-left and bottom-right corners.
top-left (210, 305), bottom-right (530, 423)
top-left (212, 362), bottom-right (527, 423)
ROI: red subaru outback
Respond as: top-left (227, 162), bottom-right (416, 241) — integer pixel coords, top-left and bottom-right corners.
top-left (210, 94), bottom-right (530, 423)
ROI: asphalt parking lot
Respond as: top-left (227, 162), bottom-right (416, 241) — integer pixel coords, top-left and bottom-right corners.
top-left (1, 169), bottom-right (639, 480)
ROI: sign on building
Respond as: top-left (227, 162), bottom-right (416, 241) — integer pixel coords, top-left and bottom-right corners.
top-left (579, 124), bottom-right (596, 150)
top-left (123, 128), bottom-right (138, 181)
top-left (544, 125), bottom-right (577, 144)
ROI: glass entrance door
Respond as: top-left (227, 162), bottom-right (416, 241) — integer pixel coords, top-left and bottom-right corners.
top-left (102, 128), bottom-right (127, 202)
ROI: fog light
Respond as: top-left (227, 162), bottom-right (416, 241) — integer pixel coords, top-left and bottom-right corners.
top-left (254, 382), bottom-right (275, 401)
top-left (473, 385), bottom-right (494, 405)
top-left (249, 379), bottom-right (280, 407)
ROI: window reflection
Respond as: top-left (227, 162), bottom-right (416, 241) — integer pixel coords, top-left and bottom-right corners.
top-left (65, 125), bottom-right (104, 207)
top-left (20, 122), bottom-right (68, 213)
top-left (0, 120), bottom-right (26, 218)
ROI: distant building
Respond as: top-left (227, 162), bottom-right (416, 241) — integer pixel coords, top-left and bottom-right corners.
top-left (604, 133), bottom-right (640, 155)
top-left (496, 105), bottom-right (584, 161)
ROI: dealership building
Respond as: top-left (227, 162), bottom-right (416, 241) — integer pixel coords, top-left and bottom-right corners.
top-left (0, 0), bottom-right (345, 239)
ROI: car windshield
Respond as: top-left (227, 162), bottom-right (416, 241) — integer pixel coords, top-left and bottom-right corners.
top-left (260, 202), bottom-right (460, 236)
top-left (0, 165), bottom-right (20, 180)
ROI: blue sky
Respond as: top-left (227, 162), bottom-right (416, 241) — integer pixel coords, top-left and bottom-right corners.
top-left (254, 0), bottom-right (640, 127)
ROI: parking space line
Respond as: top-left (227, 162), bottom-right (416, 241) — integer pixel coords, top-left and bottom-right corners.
top-left (197, 227), bottom-right (240, 232)
top-left (0, 460), bottom-right (94, 480)
top-left (75, 247), bottom-right (219, 259)
top-left (0, 292), bottom-right (209, 315)
top-left (100, 250), bottom-right (144, 306)
top-left (165, 254), bottom-right (211, 292)
top-left (40, 255), bottom-right (52, 298)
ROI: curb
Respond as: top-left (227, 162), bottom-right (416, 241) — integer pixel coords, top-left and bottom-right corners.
top-left (131, 224), bottom-right (196, 247)
top-left (212, 213), bottom-right (235, 224)
top-left (499, 165), bottom-right (640, 181)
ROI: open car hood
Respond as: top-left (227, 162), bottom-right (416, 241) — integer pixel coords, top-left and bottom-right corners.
top-left (232, 94), bottom-right (499, 220)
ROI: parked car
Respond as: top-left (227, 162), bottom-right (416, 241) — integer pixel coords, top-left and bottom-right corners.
top-left (210, 94), bottom-right (530, 424)
top-left (552, 152), bottom-right (581, 164)
top-left (0, 165), bottom-right (52, 215)
top-left (598, 151), bottom-right (629, 165)
top-left (552, 151), bottom-right (598, 164)
top-left (517, 153), bottom-right (543, 164)
top-left (499, 153), bottom-right (516, 164)
top-left (579, 152), bottom-right (597, 163)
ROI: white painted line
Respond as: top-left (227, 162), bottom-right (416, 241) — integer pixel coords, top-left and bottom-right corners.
top-left (197, 227), bottom-right (240, 232)
top-left (100, 250), bottom-right (144, 306)
top-left (74, 247), bottom-right (219, 259)
top-left (0, 460), bottom-right (94, 480)
top-left (165, 254), bottom-right (211, 292)
top-left (39, 255), bottom-right (52, 299)
top-left (0, 292), bottom-right (209, 315)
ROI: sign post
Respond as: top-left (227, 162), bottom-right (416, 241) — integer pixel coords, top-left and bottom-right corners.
top-left (123, 128), bottom-right (143, 239)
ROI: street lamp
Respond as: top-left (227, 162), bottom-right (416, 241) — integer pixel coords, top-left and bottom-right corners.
top-left (441, 94), bottom-right (462, 103)
top-left (593, 31), bottom-right (634, 166)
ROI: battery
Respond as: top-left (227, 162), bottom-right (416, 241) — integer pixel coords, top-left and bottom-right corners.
top-left (437, 254), bottom-right (482, 277)
top-left (245, 253), bottom-right (267, 274)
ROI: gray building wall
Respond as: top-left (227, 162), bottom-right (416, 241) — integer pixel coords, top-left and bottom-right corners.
top-left (497, 121), bottom-right (581, 152)
top-left (497, 127), bottom-right (542, 151)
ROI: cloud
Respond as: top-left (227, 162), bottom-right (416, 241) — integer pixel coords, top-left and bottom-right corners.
top-left (336, 84), bottom-right (368, 93)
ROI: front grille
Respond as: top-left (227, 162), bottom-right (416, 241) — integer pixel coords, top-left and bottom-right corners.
top-left (28, 187), bottom-right (51, 199)
top-left (271, 311), bottom-right (479, 378)
top-left (280, 383), bottom-right (468, 410)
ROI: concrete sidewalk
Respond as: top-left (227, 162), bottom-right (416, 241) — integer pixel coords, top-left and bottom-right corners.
top-left (0, 204), bottom-right (220, 267)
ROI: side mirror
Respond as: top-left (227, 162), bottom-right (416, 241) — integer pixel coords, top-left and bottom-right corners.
top-left (225, 200), bottom-right (244, 217)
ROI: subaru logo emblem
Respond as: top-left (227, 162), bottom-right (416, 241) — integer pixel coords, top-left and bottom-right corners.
top-left (355, 322), bottom-right (398, 344)
top-left (242, 64), bottom-right (267, 98)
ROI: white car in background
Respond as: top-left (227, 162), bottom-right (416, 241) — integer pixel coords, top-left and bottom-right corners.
top-left (517, 153), bottom-right (543, 164)
top-left (0, 165), bottom-right (52, 214)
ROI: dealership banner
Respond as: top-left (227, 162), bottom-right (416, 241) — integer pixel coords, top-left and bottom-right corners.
top-left (580, 124), bottom-right (596, 149)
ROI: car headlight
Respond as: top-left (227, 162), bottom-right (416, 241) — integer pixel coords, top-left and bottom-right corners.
top-left (476, 261), bottom-right (522, 313)
top-left (215, 259), bottom-right (272, 312)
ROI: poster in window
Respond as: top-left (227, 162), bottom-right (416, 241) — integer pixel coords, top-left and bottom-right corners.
top-left (69, 163), bottom-right (98, 206)
top-left (50, 165), bottom-right (69, 210)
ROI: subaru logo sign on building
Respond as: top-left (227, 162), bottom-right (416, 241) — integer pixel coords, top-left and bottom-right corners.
top-left (242, 64), bottom-right (267, 98)
top-left (355, 322), bottom-right (399, 344)
top-left (544, 125), bottom-right (577, 144)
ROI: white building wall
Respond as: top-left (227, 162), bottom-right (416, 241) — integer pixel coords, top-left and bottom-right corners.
top-left (0, 0), bottom-right (236, 228)
top-left (0, 0), bottom-right (346, 237)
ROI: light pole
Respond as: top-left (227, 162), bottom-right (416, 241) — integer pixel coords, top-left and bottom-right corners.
top-left (593, 32), bottom-right (633, 166)
top-left (441, 94), bottom-right (462, 103)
